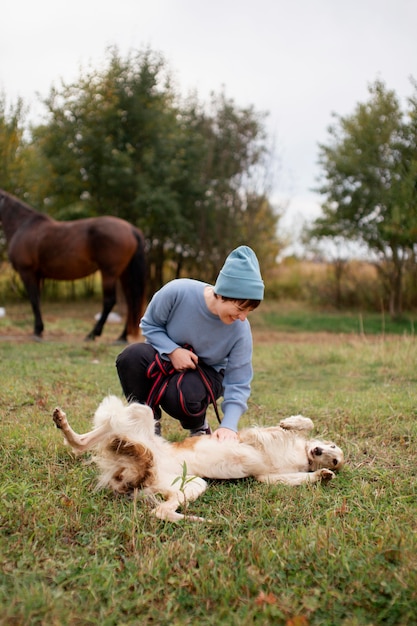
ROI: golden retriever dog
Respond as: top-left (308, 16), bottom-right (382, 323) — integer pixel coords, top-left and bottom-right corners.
top-left (53, 395), bottom-right (344, 522)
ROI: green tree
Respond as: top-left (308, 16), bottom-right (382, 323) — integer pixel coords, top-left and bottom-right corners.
top-left (172, 92), bottom-right (281, 282)
top-left (32, 47), bottom-right (176, 218)
top-left (0, 94), bottom-right (27, 195)
top-left (0, 95), bottom-right (34, 258)
top-left (308, 80), bottom-right (417, 316)
top-left (28, 47), bottom-right (281, 290)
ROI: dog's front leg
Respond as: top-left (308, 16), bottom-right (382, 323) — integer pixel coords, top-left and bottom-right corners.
top-left (256, 468), bottom-right (335, 486)
top-left (152, 477), bottom-right (208, 522)
top-left (153, 498), bottom-right (205, 522)
top-left (53, 407), bottom-right (109, 454)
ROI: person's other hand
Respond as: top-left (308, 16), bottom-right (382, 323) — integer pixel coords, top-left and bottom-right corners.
top-left (211, 427), bottom-right (238, 441)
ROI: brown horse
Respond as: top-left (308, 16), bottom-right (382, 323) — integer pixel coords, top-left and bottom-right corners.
top-left (0, 189), bottom-right (147, 342)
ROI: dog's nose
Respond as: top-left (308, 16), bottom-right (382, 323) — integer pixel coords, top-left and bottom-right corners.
top-left (313, 447), bottom-right (323, 456)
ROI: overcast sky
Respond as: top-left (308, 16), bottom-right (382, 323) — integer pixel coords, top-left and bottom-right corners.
top-left (2, 0), bottom-right (417, 246)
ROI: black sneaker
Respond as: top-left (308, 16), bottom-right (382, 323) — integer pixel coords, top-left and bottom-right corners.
top-left (154, 420), bottom-right (162, 436)
top-left (189, 425), bottom-right (212, 437)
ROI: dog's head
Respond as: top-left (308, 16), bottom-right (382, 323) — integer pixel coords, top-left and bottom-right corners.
top-left (307, 439), bottom-right (344, 471)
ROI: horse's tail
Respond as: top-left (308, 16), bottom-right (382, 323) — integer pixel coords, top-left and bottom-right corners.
top-left (120, 228), bottom-right (147, 339)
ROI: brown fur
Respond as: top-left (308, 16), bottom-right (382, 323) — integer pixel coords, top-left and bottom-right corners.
top-left (106, 438), bottom-right (155, 491)
top-left (0, 188), bottom-right (146, 341)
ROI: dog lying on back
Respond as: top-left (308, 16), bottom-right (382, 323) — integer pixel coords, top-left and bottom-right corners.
top-left (53, 395), bottom-right (344, 522)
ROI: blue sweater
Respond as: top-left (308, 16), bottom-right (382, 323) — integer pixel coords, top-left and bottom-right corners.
top-left (140, 279), bottom-right (253, 431)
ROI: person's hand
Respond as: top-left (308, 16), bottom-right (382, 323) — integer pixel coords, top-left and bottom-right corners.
top-left (211, 427), bottom-right (239, 441)
top-left (168, 347), bottom-right (198, 371)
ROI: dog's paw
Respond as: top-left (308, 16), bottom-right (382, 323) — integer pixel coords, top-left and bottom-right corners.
top-left (152, 505), bottom-right (206, 523)
top-left (53, 407), bottom-right (67, 429)
top-left (280, 415), bottom-right (314, 431)
top-left (318, 468), bottom-right (335, 482)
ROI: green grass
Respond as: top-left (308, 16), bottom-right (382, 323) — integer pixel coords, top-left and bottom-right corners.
top-left (251, 301), bottom-right (417, 336)
top-left (1, 301), bottom-right (417, 624)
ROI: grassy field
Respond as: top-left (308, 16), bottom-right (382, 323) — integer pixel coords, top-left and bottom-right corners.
top-left (1, 301), bottom-right (417, 625)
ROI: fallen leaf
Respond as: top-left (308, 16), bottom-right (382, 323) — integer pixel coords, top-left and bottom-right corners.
top-left (255, 591), bottom-right (277, 606)
top-left (286, 616), bottom-right (309, 626)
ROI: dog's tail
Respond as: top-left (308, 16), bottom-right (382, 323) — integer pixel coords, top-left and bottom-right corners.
top-left (93, 395), bottom-right (155, 438)
top-left (93, 395), bottom-right (126, 428)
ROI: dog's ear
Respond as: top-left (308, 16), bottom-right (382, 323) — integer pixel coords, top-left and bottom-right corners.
top-left (108, 437), bottom-right (153, 462)
top-left (107, 437), bottom-right (154, 493)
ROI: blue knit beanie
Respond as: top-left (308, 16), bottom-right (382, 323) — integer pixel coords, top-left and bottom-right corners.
top-left (214, 246), bottom-right (264, 300)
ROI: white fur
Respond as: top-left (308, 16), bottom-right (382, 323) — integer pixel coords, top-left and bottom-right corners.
top-left (53, 396), bottom-right (344, 522)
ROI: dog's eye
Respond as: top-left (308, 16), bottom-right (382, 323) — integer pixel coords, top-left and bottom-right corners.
top-left (332, 459), bottom-right (338, 466)
top-left (331, 445), bottom-right (336, 449)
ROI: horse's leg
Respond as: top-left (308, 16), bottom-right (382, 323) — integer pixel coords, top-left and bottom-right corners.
top-left (117, 321), bottom-right (129, 343)
top-left (19, 270), bottom-right (44, 338)
top-left (85, 274), bottom-right (117, 341)
top-left (117, 234), bottom-right (146, 342)
top-left (116, 281), bottom-right (128, 343)
top-left (117, 275), bottom-right (138, 343)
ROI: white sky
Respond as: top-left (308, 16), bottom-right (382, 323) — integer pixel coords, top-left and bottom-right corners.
top-left (2, 0), bottom-right (417, 251)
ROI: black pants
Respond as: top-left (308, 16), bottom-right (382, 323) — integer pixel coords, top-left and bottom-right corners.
top-left (115, 343), bottom-right (224, 430)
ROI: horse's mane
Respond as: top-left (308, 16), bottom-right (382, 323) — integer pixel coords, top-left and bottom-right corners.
top-left (0, 189), bottom-right (51, 227)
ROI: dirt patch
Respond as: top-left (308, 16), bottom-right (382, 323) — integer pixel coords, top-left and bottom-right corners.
top-left (0, 326), bottom-right (381, 347)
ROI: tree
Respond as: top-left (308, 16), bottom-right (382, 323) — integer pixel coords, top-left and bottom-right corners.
top-left (32, 47), bottom-right (177, 218)
top-left (0, 95), bottom-right (32, 259)
top-left (31, 47), bottom-right (201, 287)
top-left (308, 80), bottom-right (417, 316)
top-left (0, 95), bottom-right (27, 195)
top-left (29, 47), bottom-right (282, 290)
top-left (167, 91), bottom-right (282, 282)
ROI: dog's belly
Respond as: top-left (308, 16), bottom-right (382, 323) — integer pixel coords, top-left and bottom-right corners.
top-left (175, 440), bottom-right (266, 480)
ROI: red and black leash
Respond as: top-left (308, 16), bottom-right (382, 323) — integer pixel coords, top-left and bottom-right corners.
top-left (146, 350), bottom-right (221, 424)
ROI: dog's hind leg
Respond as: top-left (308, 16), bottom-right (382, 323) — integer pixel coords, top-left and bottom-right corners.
top-left (53, 407), bottom-right (110, 454)
top-left (255, 468), bottom-right (335, 486)
top-left (279, 415), bottom-right (314, 433)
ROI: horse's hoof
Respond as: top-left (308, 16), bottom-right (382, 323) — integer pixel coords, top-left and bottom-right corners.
top-left (84, 335), bottom-right (96, 342)
top-left (112, 339), bottom-right (128, 346)
top-left (32, 335), bottom-right (43, 342)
